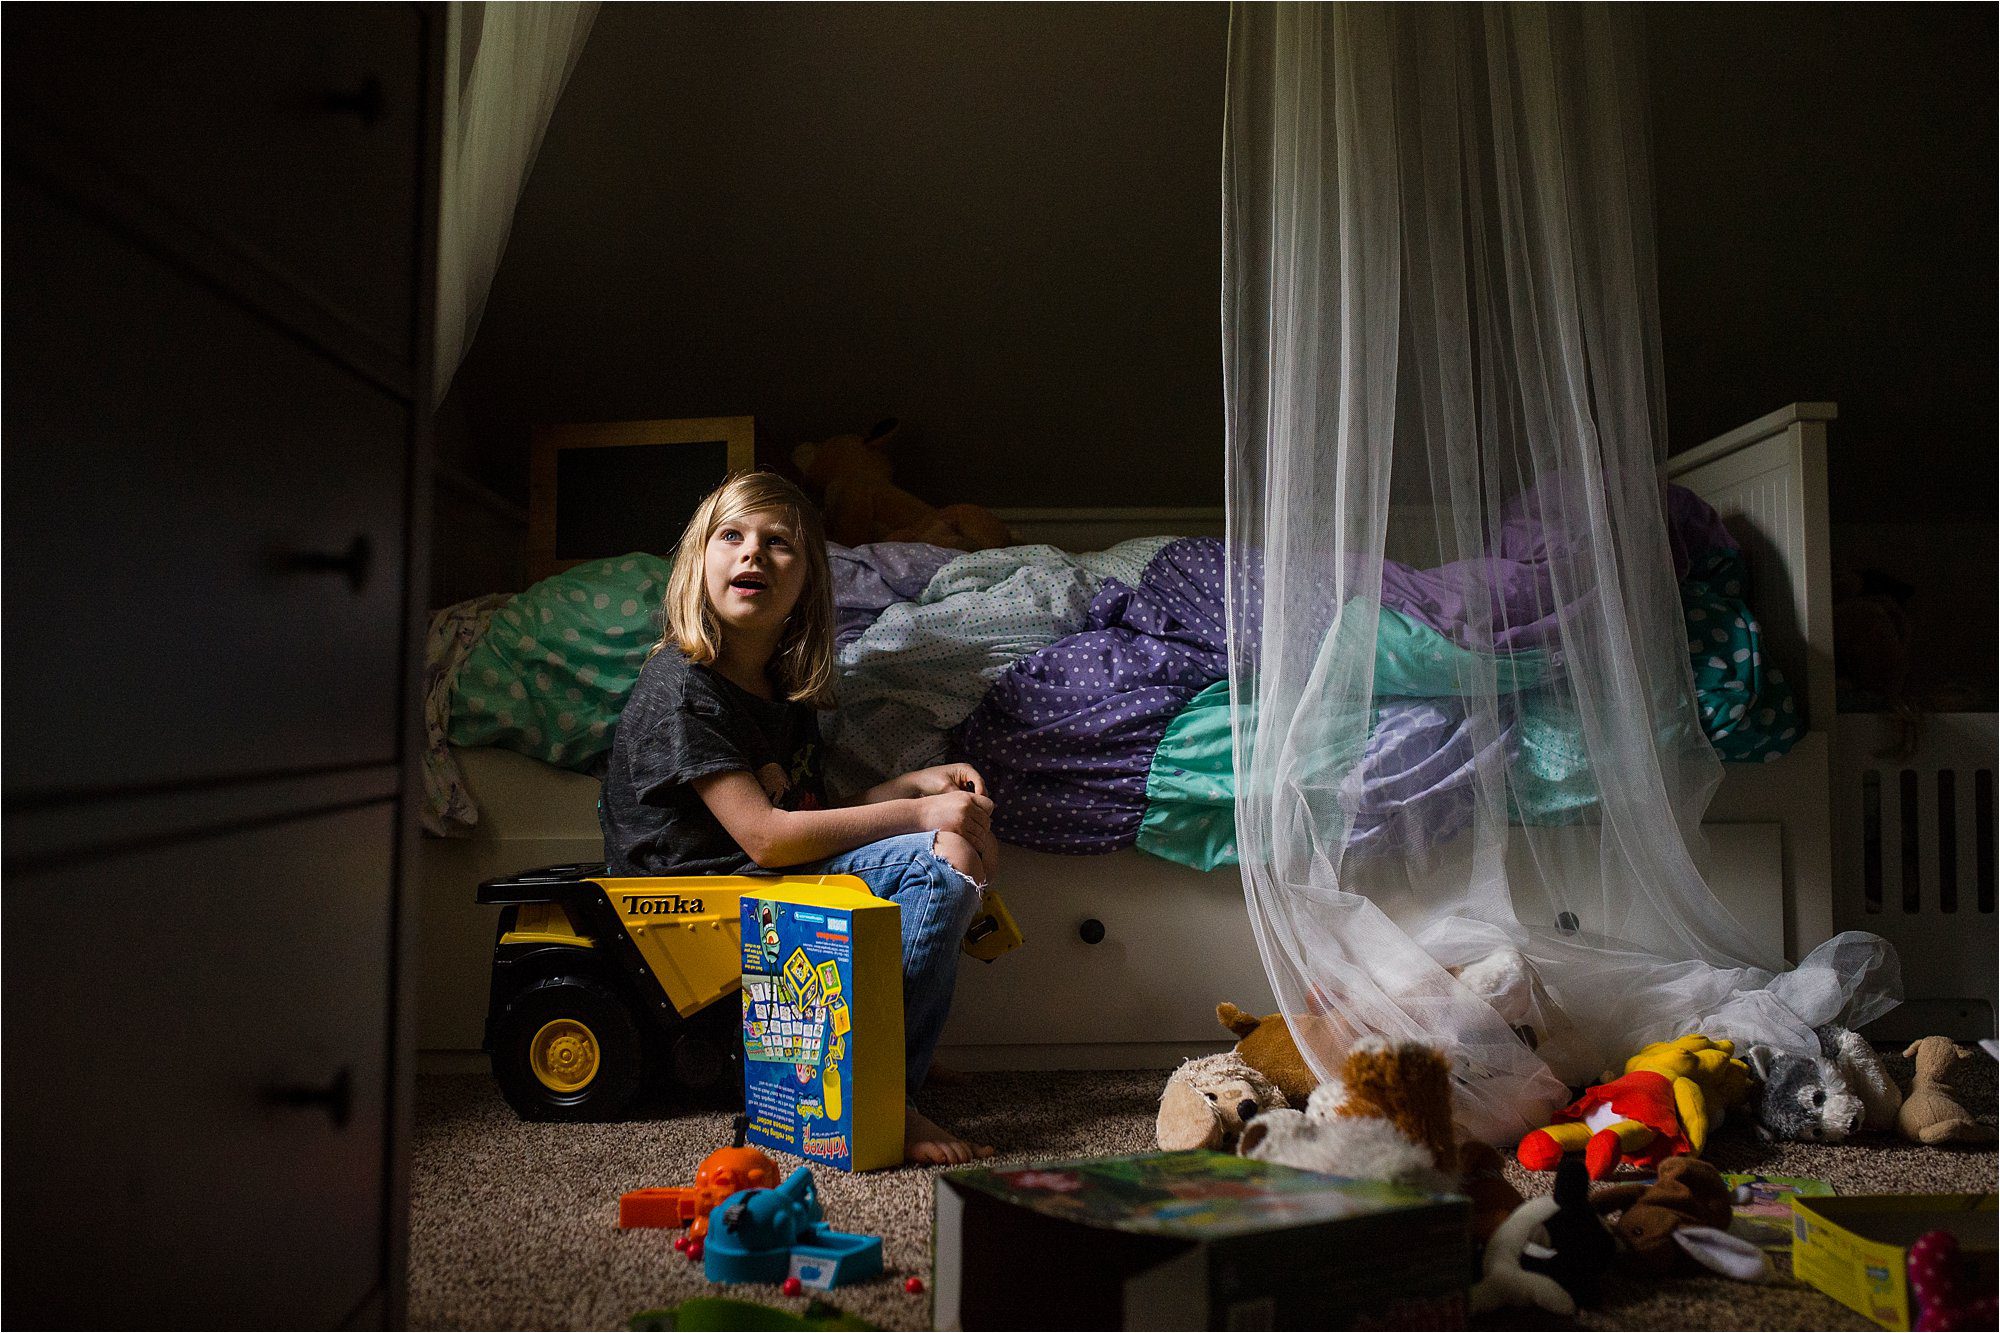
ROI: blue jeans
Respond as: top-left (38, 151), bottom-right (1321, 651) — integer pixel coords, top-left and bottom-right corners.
top-left (782, 832), bottom-right (982, 1092)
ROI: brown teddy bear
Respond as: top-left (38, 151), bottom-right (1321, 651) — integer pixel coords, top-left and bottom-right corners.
top-left (790, 418), bottom-right (1015, 551)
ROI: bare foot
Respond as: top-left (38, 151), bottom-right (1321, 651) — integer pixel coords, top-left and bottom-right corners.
top-left (905, 1106), bottom-right (994, 1166)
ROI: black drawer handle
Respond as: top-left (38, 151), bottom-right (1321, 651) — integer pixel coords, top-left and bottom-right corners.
top-left (264, 1067), bottom-right (353, 1127)
top-left (273, 535), bottom-right (373, 593)
top-left (323, 75), bottom-right (385, 127)
top-left (1078, 918), bottom-right (1106, 945)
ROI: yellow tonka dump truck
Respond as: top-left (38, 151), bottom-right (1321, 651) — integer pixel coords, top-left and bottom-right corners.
top-left (479, 863), bottom-right (1023, 1121)
top-left (477, 865), bottom-right (871, 1121)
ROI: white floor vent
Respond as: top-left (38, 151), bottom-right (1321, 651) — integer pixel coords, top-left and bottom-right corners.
top-left (1834, 712), bottom-right (1998, 1040)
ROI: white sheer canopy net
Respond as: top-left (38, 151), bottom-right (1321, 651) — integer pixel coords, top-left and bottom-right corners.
top-left (436, 1), bottom-right (599, 406)
top-left (1221, 2), bottom-right (1897, 1144)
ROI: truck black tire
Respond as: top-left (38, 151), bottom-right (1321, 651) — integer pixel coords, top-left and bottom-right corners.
top-left (670, 997), bottom-right (745, 1093)
top-left (490, 974), bottom-right (644, 1121)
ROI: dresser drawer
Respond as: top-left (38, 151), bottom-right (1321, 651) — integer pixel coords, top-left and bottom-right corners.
top-left (3, 181), bottom-right (409, 799)
top-left (1, 803), bottom-right (395, 1328)
top-left (4, 3), bottom-right (423, 354)
top-left (940, 848), bottom-right (1273, 1048)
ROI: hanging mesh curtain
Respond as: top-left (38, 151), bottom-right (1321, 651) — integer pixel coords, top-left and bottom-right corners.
top-left (1221, 2), bottom-right (1897, 1143)
top-left (436, 1), bottom-right (600, 406)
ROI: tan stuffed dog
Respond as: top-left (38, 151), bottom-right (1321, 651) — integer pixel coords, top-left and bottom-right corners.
top-left (1897, 1037), bottom-right (1997, 1146)
top-left (1156, 1052), bottom-right (1288, 1152)
top-left (791, 418), bottom-right (1014, 551)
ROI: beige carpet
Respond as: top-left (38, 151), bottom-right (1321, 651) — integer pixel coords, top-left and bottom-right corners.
top-left (409, 1054), bottom-right (1997, 1331)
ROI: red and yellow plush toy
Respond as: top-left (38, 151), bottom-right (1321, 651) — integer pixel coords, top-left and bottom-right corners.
top-left (1518, 1035), bottom-right (1752, 1180)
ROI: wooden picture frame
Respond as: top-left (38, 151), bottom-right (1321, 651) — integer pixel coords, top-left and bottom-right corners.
top-left (527, 415), bottom-right (754, 581)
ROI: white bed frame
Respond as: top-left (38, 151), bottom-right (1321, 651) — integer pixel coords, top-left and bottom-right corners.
top-left (413, 403), bottom-right (1840, 1070)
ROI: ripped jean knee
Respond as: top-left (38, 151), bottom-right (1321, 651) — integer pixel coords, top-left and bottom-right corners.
top-left (784, 830), bottom-right (988, 1091)
top-left (925, 830), bottom-right (990, 894)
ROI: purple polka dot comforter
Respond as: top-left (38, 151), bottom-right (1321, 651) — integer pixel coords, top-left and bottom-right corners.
top-left (829, 487), bottom-right (1795, 866)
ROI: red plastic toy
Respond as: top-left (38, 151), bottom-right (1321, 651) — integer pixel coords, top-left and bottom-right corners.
top-left (781, 1277), bottom-right (803, 1297)
top-left (905, 1277), bottom-right (925, 1295)
top-left (619, 1115), bottom-right (782, 1237)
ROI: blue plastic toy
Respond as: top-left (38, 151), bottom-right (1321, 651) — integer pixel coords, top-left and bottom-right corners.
top-left (702, 1166), bottom-right (884, 1290)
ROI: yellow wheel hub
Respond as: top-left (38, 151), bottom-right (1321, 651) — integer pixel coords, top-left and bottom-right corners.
top-left (528, 1018), bottom-right (600, 1093)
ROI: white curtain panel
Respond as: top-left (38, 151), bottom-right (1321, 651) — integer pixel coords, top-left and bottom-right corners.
top-left (1221, 2), bottom-right (1896, 1142)
top-left (435, 1), bottom-right (599, 406)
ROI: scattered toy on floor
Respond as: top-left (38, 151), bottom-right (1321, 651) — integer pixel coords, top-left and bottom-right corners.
top-left (623, 1116), bottom-right (783, 1236)
top-left (1214, 1003), bottom-right (1328, 1108)
top-left (1521, 1158), bottom-right (1619, 1308)
top-left (1236, 1037), bottom-right (1457, 1194)
top-left (1516, 1034), bottom-right (1751, 1180)
top-left (1746, 1025), bottom-right (1902, 1143)
top-left (1155, 1051), bottom-right (1289, 1152)
top-left (1908, 1228), bottom-right (1998, 1331)
top-left (1469, 1192), bottom-right (1573, 1318)
top-left (780, 1279), bottom-right (803, 1298)
top-left (1326, 1036), bottom-right (1459, 1171)
top-left (1593, 1157), bottom-right (1771, 1282)
top-left (703, 1166), bottom-right (884, 1290)
top-left (1897, 1038), bottom-right (1999, 1147)
top-left (1466, 1160), bottom-right (1621, 1323)
top-left (1826, 1026), bottom-right (1906, 1129)
top-left (902, 1277), bottom-right (924, 1295)
top-left (791, 419), bottom-right (1014, 551)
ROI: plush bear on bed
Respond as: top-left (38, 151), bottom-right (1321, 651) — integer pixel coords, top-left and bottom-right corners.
top-left (791, 418), bottom-right (1015, 552)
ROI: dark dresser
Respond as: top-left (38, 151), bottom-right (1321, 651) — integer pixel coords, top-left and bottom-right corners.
top-left (3, 7), bottom-right (441, 1326)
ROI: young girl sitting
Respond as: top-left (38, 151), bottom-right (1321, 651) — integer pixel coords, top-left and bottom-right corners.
top-left (601, 471), bottom-right (998, 1165)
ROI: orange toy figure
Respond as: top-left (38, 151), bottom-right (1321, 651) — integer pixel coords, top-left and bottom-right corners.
top-left (619, 1115), bottom-right (782, 1236)
top-left (1516, 1035), bottom-right (1752, 1181)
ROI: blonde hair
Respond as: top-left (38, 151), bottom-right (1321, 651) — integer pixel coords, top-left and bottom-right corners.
top-left (652, 471), bottom-right (836, 706)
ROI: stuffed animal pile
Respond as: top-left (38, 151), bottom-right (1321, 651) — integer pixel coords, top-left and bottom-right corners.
top-left (1157, 981), bottom-right (1993, 1321)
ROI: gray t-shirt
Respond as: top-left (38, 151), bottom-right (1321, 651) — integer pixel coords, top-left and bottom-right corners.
top-left (599, 649), bottom-right (826, 875)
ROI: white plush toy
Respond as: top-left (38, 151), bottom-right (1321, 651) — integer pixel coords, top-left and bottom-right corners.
top-left (1236, 1037), bottom-right (1459, 1195)
top-left (1239, 1087), bottom-right (1456, 1194)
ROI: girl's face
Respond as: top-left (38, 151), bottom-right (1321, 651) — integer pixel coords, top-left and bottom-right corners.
top-left (703, 508), bottom-right (807, 638)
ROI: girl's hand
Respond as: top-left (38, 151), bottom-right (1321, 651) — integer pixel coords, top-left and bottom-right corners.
top-left (905, 763), bottom-right (987, 798)
top-left (914, 789), bottom-right (994, 843)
